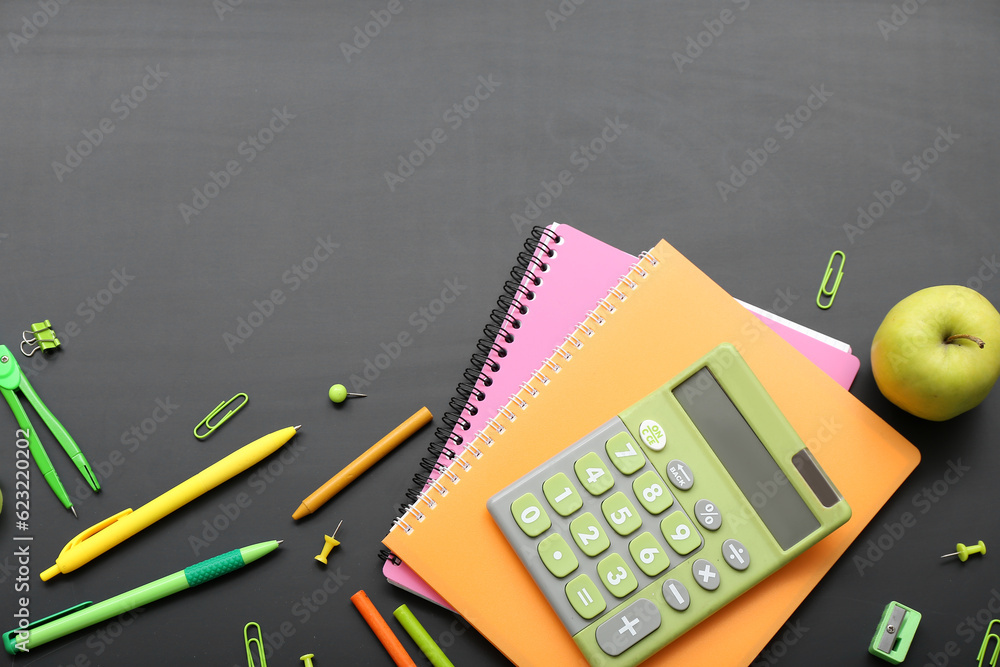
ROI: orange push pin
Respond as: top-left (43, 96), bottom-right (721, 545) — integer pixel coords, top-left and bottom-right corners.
top-left (315, 520), bottom-right (344, 564)
top-left (941, 540), bottom-right (986, 562)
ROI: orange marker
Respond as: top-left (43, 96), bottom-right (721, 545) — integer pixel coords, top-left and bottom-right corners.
top-left (351, 590), bottom-right (417, 667)
top-left (292, 407), bottom-right (432, 520)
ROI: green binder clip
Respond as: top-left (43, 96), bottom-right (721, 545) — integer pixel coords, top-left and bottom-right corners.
top-left (21, 320), bottom-right (61, 357)
top-left (869, 601), bottom-right (921, 664)
top-left (817, 250), bottom-right (845, 309)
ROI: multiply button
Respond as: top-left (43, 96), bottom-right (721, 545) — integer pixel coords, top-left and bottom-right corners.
top-left (722, 539), bottom-right (750, 571)
top-left (595, 598), bottom-right (662, 657)
top-left (692, 558), bottom-right (720, 591)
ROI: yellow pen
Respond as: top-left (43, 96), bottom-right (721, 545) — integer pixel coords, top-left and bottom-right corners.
top-left (41, 426), bottom-right (299, 581)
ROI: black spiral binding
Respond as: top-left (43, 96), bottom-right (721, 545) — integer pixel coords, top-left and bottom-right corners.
top-left (378, 225), bottom-right (559, 565)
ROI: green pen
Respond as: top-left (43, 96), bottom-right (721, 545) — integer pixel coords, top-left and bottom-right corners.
top-left (2, 540), bottom-right (281, 654)
top-left (0, 345), bottom-right (100, 515)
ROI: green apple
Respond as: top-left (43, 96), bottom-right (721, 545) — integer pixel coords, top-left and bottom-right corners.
top-left (871, 285), bottom-right (1000, 421)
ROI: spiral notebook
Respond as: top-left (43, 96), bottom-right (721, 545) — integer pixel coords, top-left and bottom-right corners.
top-left (381, 239), bottom-right (920, 666)
top-left (382, 224), bottom-right (861, 608)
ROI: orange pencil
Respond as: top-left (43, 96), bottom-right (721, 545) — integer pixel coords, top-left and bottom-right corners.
top-left (351, 590), bottom-right (417, 667)
top-left (292, 407), bottom-right (432, 520)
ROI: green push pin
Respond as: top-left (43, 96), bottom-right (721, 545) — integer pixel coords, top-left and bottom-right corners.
top-left (299, 654), bottom-right (315, 667)
top-left (328, 384), bottom-right (366, 404)
top-left (941, 540), bottom-right (986, 562)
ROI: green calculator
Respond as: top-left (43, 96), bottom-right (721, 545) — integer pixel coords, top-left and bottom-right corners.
top-left (487, 343), bottom-right (851, 667)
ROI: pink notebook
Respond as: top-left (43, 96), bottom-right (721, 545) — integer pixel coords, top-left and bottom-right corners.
top-left (382, 223), bottom-right (860, 606)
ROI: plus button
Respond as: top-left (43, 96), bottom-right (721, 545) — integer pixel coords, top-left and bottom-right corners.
top-left (618, 615), bottom-right (641, 637)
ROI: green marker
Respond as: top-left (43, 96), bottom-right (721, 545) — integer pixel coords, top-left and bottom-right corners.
top-left (392, 604), bottom-right (455, 667)
top-left (3, 540), bottom-right (281, 654)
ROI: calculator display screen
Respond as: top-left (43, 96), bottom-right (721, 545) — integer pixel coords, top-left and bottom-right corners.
top-left (673, 368), bottom-right (820, 550)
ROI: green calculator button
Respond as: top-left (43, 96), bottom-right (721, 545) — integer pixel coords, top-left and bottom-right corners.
top-left (628, 531), bottom-right (671, 577)
top-left (538, 534), bottom-right (579, 578)
top-left (601, 492), bottom-right (642, 536)
top-left (542, 472), bottom-right (583, 516)
top-left (660, 511), bottom-right (702, 556)
top-left (511, 493), bottom-right (551, 537)
top-left (632, 470), bottom-right (674, 515)
top-left (566, 573), bottom-right (607, 619)
top-left (570, 512), bottom-right (611, 557)
top-left (605, 432), bottom-right (645, 475)
top-left (597, 553), bottom-right (638, 598)
top-left (574, 452), bottom-right (614, 496)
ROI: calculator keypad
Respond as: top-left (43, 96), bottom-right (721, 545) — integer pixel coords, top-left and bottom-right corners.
top-left (494, 420), bottom-right (728, 636)
top-left (487, 346), bottom-right (850, 667)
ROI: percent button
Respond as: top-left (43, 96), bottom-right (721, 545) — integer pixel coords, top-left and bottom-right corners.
top-left (694, 499), bottom-right (722, 531)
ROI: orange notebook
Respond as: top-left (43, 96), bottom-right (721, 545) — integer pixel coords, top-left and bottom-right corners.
top-left (382, 239), bottom-right (921, 666)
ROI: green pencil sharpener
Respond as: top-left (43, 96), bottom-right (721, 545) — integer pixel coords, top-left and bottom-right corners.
top-left (869, 601), bottom-right (921, 664)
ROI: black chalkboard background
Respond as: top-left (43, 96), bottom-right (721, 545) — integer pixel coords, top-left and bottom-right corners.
top-left (1, 1), bottom-right (998, 665)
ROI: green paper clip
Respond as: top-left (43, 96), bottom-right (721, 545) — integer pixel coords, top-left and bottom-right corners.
top-left (194, 393), bottom-right (248, 440)
top-left (244, 622), bottom-right (267, 667)
top-left (979, 619), bottom-right (999, 667)
top-left (817, 250), bottom-right (845, 309)
top-left (869, 601), bottom-right (921, 664)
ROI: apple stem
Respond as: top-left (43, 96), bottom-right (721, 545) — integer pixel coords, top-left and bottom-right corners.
top-left (944, 334), bottom-right (985, 348)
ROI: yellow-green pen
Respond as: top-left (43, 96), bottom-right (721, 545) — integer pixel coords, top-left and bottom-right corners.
top-left (392, 604), bottom-right (455, 667)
